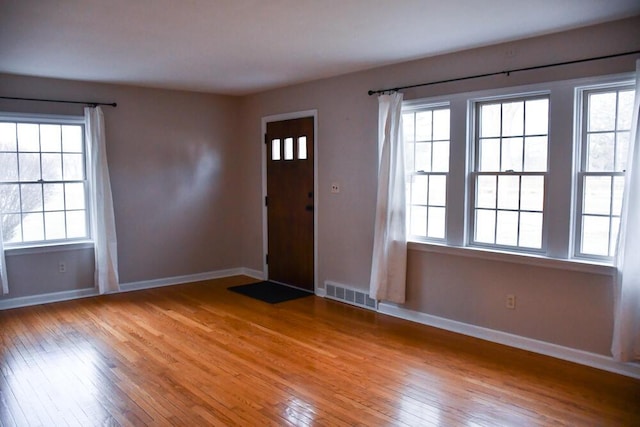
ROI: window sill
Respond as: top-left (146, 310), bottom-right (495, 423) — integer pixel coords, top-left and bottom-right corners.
top-left (5, 241), bottom-right (94, 257)
top-left (407, 241), bottom-right (615, 276)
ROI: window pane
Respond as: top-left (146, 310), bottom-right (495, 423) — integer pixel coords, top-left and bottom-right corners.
top-left (17, 124), bottom-right (40, 152)
top-left (0, 122), bottom-right (16, 151)
top-left (523, 136), bottom-right (547, 172)
top-left (22, 212), bottom-right (44, 242)
top-left (480, 104), bottom-right (500, 137)
top-left (66, 210), bottom-right (87, 238)
top-left (584, 176), bottom-right (611, 215)
top-left (62, 126), bottom-right (83, 152)
top-left (410, 205), bottom-right (427, 237)
top-left (42, 153), bottom-right (63, 181)
top-left (617, 90), bottom-right (634, 130)
top-left (479, 138), bottom-right (500, 171)
top-left (476, 175), bottom-right (496, 209)
top-left (20, 184), bottom-right (43, 213)
top-left (475, 209), bottom-right (496, 243)
top-left (271, 139), bottom-right (281, 161)
top-left (415, 142), bottom-right (431, 172)
top-left (497, 175), bottom-right (519, 210)
top-left (433, 109), bottom-right (450, 140)
top-left (427, 207), bottom-right (446, 239)
top-left (43, 183), bottom-right (65, 211)
top-left (610, 217), bottom-right (620, 256)
top-left (0, 153), bottom-right (19, 182)
top-left (501, 101), bottom-right (524, 137)
top-left (19, 153), bottom-right (41, 181)
top-left (403, 113), bottom-right (415, 141)
top-left (297, 136), bottom-right (307, 160)
top-left (0, 184), bottom-right (20, 213)
top-left (501, 137), bottom-right (523, 172)
top-left (496, 210), bottom-right (518, 246)
top-left (582, 215), bottom-right (609, 256)
top-left (616, 132), bottom-right (629, 172)
top-left (587, 133), bottom-right (614, 172)
top-left (612, 176), bottom-right (624, 216)
top-left (65, 183), bottom-right (86, 210)
top-left (432, 141), bottom-right (449, 172)
top-left (415, 111), bottom-right (432, 141)
top-left (411, 175), bottom-right (428, 205)
top-left (40, 124), bottom-right (61, 152)
top-left (63, 153), bottom-right (84, 180)
top-left (525, 98), bottom-right (549, 135)
top-left (45, 211), bottom-right (66, 240)
top-left (1, 213), bottom-right (21, 243)
top-left (588, 92), bottom-right (616, 132)
top-left (405, 142), bottom-right (415, 171)
top-left (520, 176), bottom-right (544, 211)
top-left (519, 212), bottom-right (543, 248)
top-left (428, 175), bottom-right (446, 206)
top-left (284, 138), bottom-right (293, 160)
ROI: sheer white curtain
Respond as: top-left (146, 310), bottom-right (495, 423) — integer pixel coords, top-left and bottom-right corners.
top-left (0, 221), bottom-right (7, 295)
top-left (85, 106), bottom-right (119, 294)
top-left (370, 92), bottom-right (407, 303)
top-left (611, 60), bottom-right (640, 362)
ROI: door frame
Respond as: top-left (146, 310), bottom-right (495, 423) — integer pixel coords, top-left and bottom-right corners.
top-left (261, 109), bottom-right (318, 294)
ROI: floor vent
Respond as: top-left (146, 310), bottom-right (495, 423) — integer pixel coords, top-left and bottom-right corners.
top-left (324, 282), bottom-right (377, 311)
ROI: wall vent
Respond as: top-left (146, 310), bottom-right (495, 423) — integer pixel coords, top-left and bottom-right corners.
top-left (324, 282), bottom-right (377, 311)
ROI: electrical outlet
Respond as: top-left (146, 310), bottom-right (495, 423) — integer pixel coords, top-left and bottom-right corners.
top-left (506, 294), bottom-right (516, 309)
top-left (58, 262), bottom-right (66, 273)
top-left (331, 182), bottom-right (340, 193)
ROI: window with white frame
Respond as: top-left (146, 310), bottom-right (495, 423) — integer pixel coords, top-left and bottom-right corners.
top-left (0, 115), bottom-right (89, 246)
top-left (404, 105), bottom-right (450, 240)
top-left (471, 95), bottom-right (549, 250)
top-left (402, 72), bottom-right (636, 266)
top-left (576, 83), bottom-right (635, 259)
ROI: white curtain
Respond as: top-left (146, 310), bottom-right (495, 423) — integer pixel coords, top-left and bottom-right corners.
top-left (369, 92), bottom-right (407, 303)
top-left (85, 106), bottom-right (120, 294)
top-left (0, 218), bottom-right (7, 295)
top-left (611, 60), bottom-right (640, 362)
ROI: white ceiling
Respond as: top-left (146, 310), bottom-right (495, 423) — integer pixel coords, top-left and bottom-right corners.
top-left (1, 0), bottom-right (639, 96)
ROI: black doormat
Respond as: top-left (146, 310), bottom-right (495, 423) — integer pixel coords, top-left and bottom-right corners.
top-left (228, 281), bottom-right (313, 304)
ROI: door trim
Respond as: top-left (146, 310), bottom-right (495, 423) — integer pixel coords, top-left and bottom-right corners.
top-left (261, 110), bottom-right (318, 294)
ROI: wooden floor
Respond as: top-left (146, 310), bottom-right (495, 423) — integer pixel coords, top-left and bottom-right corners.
top-left (1, 276), bottom-right (639, 426)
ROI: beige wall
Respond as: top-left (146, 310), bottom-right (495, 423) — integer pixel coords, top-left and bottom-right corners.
top-left (0, 75), bottom-right (243, 297)
top-left (1, 16), bottom-right (639, 356)
top-left (239, 16), bottom-right (640, 355)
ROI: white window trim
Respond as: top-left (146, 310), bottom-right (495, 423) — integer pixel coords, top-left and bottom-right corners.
top-left (0, 111), bottom-right (93, 251)
top-left (403, 71), bottom-right (635, 273)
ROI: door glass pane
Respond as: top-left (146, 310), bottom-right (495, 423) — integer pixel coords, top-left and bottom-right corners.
top-left (298, 136), bottom-right (307, 160)
top-left (284, 137), bottom-right (294, 160)
top-left (271, 139), bottom-right (281, 161)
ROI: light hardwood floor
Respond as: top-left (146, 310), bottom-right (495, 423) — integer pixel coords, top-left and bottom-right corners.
top-left (1, 275), bottom-right (639, 426)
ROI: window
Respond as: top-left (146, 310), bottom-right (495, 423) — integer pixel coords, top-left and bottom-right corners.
top-left (471, 96), bottom-right (549, 250)
top-left (0, 115), bottom-right (89, 246)
top-left (576, 84), bottom-right (635, 259)
top-left (404, 105), bottom-right (450, 240)
top-left (402, 72), bottom-right (635, 267)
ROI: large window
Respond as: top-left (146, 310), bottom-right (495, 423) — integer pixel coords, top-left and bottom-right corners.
top-left (0, 115), bottom-right (89, 246)
top-left (403, 73), bottom-right (635, 266)
top-left (404, 105), bottom-right (450, 240)
top-left (471, 96), bottom-right (549, 250)
top-left (576, 84), bottom-right (635, 259)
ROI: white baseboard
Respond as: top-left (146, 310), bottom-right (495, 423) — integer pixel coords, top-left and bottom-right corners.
top-left (0, 267), bottom-right (266, 310)
top-left (0, 287), bottom-right (99, 310)
top-left (378, 302), bottom-right (640, 379)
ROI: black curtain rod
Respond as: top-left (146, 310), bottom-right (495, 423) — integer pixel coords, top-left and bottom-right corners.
top-left (367, 50), bottom-right (640, 96)
top-left (0, 95), bottom-right (117, 108)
